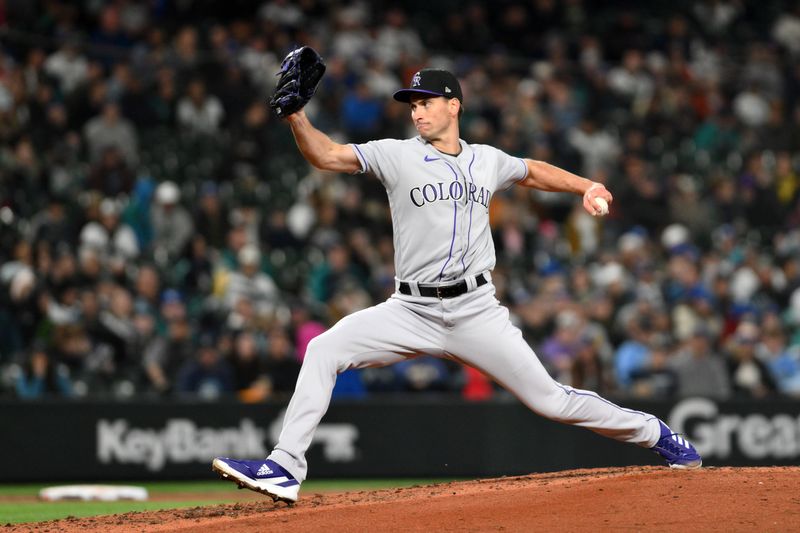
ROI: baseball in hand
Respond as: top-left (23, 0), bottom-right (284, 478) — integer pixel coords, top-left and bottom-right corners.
top-left (593, 197), bottom-right (609, 216)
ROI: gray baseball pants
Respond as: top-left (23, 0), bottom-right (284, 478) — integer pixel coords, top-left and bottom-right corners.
top-left (269, 282), bottom-right (661, 481)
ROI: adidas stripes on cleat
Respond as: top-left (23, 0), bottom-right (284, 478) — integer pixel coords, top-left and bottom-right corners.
top-left (651, 420), bottom-right (703, 469)
top-left (212, 457), bottom-right (300, 503)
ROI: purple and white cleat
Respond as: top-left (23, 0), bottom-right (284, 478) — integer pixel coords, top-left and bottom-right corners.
top-left (212, 457), bottom-right (300, 503)
top-left (651, 420), bottom-right (703, 469)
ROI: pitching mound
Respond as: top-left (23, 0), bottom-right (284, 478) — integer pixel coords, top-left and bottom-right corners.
top-left (9, 466), bottom-right (800, 532)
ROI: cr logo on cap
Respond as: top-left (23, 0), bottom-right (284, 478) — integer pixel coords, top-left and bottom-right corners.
top-left (411, 72), bottom-right (421, 87)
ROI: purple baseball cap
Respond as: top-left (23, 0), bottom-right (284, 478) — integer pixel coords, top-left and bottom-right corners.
top-left (393, 68), bottom-right (463, 103)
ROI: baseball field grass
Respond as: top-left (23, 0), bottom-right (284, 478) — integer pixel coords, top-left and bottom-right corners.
top-left (0, 478), bottom-right (449, 524)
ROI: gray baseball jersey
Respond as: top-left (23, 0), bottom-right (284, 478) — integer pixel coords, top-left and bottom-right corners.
top-left (350, 136), bottom-right (527, 282)
top-left (266, 135), bottom-right (663, 484)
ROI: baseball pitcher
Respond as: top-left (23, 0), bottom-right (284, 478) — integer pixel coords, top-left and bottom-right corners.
top-left (213, 47), bottom-right (701, 503)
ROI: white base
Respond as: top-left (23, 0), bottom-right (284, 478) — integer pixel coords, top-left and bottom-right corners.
top-left (39, 485), bottom-right (148, 501)
top-left (212, 458), bottom-right (300, 503)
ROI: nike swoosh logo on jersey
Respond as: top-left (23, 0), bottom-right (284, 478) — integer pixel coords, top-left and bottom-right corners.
top-left (424, 155), bottom-right (440, 162)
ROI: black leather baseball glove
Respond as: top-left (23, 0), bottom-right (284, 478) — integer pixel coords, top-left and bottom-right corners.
top-left (268, 46), bottom-right (326, 118)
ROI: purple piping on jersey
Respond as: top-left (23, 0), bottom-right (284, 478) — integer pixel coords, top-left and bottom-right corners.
top-left (437, 160), bottom-right (460, 281)
top-left (459, 151), bottom-right (477, 274)
top-left (554, 382), bottom-right (656, 420)
top-left (352, 144), bottom-right (368, 172)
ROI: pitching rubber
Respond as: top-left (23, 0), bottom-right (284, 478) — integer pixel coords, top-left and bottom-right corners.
top-left (211, 458), bottom-right (298, 504)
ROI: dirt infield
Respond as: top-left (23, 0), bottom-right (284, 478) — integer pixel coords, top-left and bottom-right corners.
top-left (7, 466), bottom-right (800, 532)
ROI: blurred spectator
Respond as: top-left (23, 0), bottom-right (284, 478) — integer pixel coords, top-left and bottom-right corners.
top-left (168, 27), bottom-right (200, 81)
top-left (44, 41), bottom-right (89, 95)
top-left (221, 244), bottom-right (280, 317)
top-left (616, 157), bottom-right (669, 234)
top-left (176, 333), bottom-right (234, 399)
top-left (571, 335), bottom-right (612, 393)
top-left (176, 79), bottom-right (225, 135)
top-left (28, 195), bottom-right (76, 253)
top-left (193, 181), bottom-right (229, 250)
top-left (229, 330), bottom-right (270, 402)
top-left (238, 35), bottom-right (278, 94)
top-left (258, 0), bottom-right (305, 28)
top-left (607, 49), bottom-right (654, 112)
top-left (363, 60), bottom-right (402, 100)
top-left (262, 327), bottom-right (301, 398)
top-left (14, 342), bottom-right (73, 399)
top-left (773, 4), bottom-right (800, 56)
top-left (614, 315), bottom-right (653, 390)
top-left (290, 301), bottom-right (326, 362)
top-left (540, 309), bottom-right (585, 382)
top-left (668, 176), bottom-right (718, 245)
top-left (133, 264), bottom-right (160, 312)
top-left (671, 284), bottom-right (722, 342)
top-left (143, 316), bottom-right (193, 394)
top-left (97, 284), bottom-right (138, 372)
top-left (567, 118), bottom-right (620, 178)
top-left (83, 102), bottom-right (138, 166)
top-left (374, 8), bottom-right (423, 68)
top-left (775, 152), bottom-right (799, 207)
top-left (757, 311), bottom-right (800, 396)
top-left (3, 138), bottom-right (45, 217)
top-left (90, 4), bottom-right (133, 63)
top-left (182, 234), bottom-right (214, 294)
top-left (263, 208), bottom-right (302, 252)
top-left (692, 1), bottom-right (741, 37)
top-left (87, 146), bottom-right (135, 197)
top-left (215, 65), bottom-right (251, 125)
top-left (79, 198), bottom-right (139, 263)
top-left (733, 84), bottom-right (770, 128)
top-left (150, 181), bottom-right (194, 264)
top-left (669, 327), bottom-right (731, 399)
top-left (51, 321), bottom-right (94, 377)
top-left (159, 289), bottom-right (187, 324)
top-left (330, 4), bottom-right (372, 63)
top-left (124, 177), bottom-right (156, 248)
top-left (725, 322), bottom-right (777, 398)
top-left (309, 243), bottom-right (369, 303)
top-left (147, 67), bottom-right (178, 125)
top-left (71, 250), bottom-right (98, 292)
top-left (230, 101), bottom-right (271, 167)
top-left (341, 82), bottom-right (384, 142)
top-left (629, 337), bottom-right (678, 399)
top-left (768, 344), bottom-right (800, 397)
top-left (130, 299), bottom-right (157, 367)
top-left (64, 61), bottom-right (106, 129)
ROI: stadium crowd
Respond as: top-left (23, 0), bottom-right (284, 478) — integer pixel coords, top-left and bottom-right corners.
top-left (2, 0), bottom-right (800, 402)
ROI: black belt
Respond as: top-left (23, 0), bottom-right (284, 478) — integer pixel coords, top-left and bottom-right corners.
top-left (398, 273), bottom-right (488, 299)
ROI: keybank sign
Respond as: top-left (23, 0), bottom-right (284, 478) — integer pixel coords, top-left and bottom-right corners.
top-left (97, 416), bottom-right (359, 471)
top-left (668, 398), bottom-right (800, 460)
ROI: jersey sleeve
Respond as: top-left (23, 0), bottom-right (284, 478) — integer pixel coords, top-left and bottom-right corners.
top-left (349, 139), bottom-right (402, 190)
top-left (493, 147), bottom-right (529, 191)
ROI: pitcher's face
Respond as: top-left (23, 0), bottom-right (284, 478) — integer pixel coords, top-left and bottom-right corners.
top-left (409, 95), bottom-right (459, 141)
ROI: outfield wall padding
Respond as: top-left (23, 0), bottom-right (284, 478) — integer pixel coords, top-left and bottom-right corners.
top-left (1, 397), bottom-right (798, 481)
